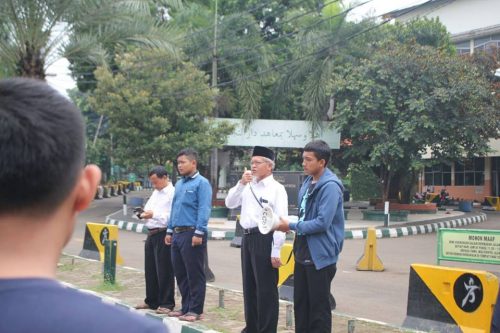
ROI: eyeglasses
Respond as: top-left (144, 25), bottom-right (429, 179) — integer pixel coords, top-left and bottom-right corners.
top-left (251, 160), bottom-right (266, 166)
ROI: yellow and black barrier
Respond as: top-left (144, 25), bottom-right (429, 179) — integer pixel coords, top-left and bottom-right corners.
top-left (403, 264), bottom-right (498, 333)
top-left (426, 193), bottom-right (440, 204)
top-left (484, 196), bottom-right (500, 211)
top-left (79, 222), bottom-right (123, 265)
top-left (278, 243), bottom-right (295, 301)
top-left (356, 227), bottom-right (384, 271)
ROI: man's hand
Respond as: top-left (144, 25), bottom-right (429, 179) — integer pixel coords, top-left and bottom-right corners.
top-left (271, 257), bottom-right (282, 268)
top-left (192, 236), bottom-right (203, 247)
top-left (165, 235), bottom-right (172, 245)
top-left (239, 167), bottom-right (253, 185)
top-left (276, 216), bottom-right (291, 232)
top-left (140, 210), bottom-right (153, 219)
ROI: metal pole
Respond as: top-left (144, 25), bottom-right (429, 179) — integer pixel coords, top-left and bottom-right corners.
top-left (218, 289), bottom-right (225, 308)
top-left (122, 194), bottom-right (127, 216)
top-left (348, 319), bottom-right (356, 333)
top-left (103, 240), bottom-right (117, 284)
top-left (286, 304), bottom-right (293, 328)
top-left (384, 201), bottom-right (390, 227)
top-left (210, 0), bottom-right (219, 196)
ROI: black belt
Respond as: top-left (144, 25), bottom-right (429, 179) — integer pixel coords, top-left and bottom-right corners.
top-left (148, 228), bottom-right (166, 236)
top-left (242, 227), bottom-right (260, 235)
top-left (174, 226), bottom-right (195, 233)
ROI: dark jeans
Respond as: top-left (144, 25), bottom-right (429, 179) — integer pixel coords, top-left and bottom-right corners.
top-left (241, 232), bottom-right (279, 333)
top-left (144, 230), bottom-right (175, 309)
top-left (171, 230), bottom-right (206, 315)
top-left (294, 262), bottom-right (337, 333)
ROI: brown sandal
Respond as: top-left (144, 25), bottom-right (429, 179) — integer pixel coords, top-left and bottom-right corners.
top-left (134, 303), bottom-right (151, 310)
top-left (155, 307), bottom-right (172, 315)
top-left (168, 310), bottom-right (184, 317)
top-left (179, 312), bottom-right (202, 322)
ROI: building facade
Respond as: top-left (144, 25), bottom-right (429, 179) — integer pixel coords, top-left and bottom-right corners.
top-left (386, 0), bottom-right (500, 201)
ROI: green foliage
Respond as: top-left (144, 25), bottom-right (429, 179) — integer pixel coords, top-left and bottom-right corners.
top-left (68, 89), bottom-right (112, 173)
top-left (0, 0), bottom-right (179, 85)
top-left (332, 42), bottom-right (499, 200)
top-left (0, 0), bottom-right (72, 79)
top-left (66, 0), bottom-right (180, 91)
top-left (89, 49), bottom-right (234, 170)
top-left (348, 166), bottom-right (382, 201)
top-left (392, 17), bottom-right (455, 55)
top-left (171, 3), bottom-right (274, 123)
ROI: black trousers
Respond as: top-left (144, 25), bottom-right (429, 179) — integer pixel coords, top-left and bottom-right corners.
top-left (144, 230), bottom-right (175, 309)
top-left (294, 262), bottom-right (337, 333)
top-left (171, 230), bottom-right (206, 315)
top-left (241, 232), bottom-right (279, 333)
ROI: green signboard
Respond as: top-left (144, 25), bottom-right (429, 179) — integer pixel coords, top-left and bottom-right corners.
top-left (128, 173), bottom-right (137, 182)
top-left (437, 228), bottom-right (500, 265)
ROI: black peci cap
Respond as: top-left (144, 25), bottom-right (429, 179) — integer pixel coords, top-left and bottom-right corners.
top-left (252, 146), bottom-right (275, 161)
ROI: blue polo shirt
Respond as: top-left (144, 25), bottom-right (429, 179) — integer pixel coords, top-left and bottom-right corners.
top-left (167, 172), bottom-right (212, 236)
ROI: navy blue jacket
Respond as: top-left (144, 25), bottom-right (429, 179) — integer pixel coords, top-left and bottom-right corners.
top-left (289, 168), bottom-right (345, 270)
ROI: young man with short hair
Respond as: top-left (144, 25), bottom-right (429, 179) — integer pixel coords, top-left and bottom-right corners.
top-left (0, 78), bottom-right (167, 333)
top-left (165, 149), bottom-right (212, 322)
top-left (278, 140), bottom-right (345, 333)
top-left (135, 166), bottom-right (175, 315)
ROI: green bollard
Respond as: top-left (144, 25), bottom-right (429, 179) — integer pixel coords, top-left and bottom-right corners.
top-left (103, 239), bottom-right (117, 284)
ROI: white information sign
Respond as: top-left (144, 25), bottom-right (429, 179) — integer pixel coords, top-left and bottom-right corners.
top-left (216, 118), bottom-right (340, 148)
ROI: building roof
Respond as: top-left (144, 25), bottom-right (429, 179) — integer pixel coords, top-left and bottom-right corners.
top-left (382, 0), bottom-right (454, 20)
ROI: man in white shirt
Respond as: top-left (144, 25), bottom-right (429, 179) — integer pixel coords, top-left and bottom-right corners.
top-left (135, 166), bottom-right (175, 315)
top-left (225, 146), bottom-right (288, 333)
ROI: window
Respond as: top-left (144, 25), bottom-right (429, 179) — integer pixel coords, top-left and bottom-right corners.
top-left (454, 157), bottom-right (485, 186)
top-left (424, 163), bottom-right (451, 186)
top-left (455, 40), bottom-right (471, 55)
top-left (493, 157), bottom-right (500, 172)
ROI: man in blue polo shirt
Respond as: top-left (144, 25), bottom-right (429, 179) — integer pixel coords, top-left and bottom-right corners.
top-left (165, 148), bottom-right (212, 322)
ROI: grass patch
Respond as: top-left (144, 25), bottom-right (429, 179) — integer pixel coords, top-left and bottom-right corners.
top-left (57, 262), bottom-right (75, 272)
top-left (89, 281), bottom-right (125, 293)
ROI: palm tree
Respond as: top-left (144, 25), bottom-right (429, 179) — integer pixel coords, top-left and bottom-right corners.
top-left (274, 1), bottom-right (378, 132)
top-left (0, 0), bottom-right (180, 82)
top-left (170, 1), bottom-right (274, 121)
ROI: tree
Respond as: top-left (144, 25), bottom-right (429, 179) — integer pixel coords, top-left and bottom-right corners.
top-left (0, 0), bottom-right (178, 82)
top-left (274, 1), bottom-right (382, 131)
top-left (332, 42), bottom-right (500, 201)
top-left (170, 1), bottom-right (274, 122)
top-left (88, 49), bottom-right (234, 171)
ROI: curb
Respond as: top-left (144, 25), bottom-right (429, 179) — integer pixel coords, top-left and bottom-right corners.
top-left (60, 281), bottom-right (219, 333)
top-left (105, 213), bottom-right (487, 240)
top-left (104, 216), bottom-right (236, 240)
top-left (345, 213), bottom-right (487, 239)
top-left (60, 255), bottom-right (427, 333)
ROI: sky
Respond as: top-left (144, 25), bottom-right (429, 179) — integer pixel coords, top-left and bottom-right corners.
top-left (346, 0), bottom-right (428, 20)
top-left (46, 0), bottom-right (429, 97)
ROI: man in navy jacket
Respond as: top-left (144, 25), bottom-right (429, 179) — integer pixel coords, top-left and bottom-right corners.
top-left (278, 140), bottom-right (345, 333)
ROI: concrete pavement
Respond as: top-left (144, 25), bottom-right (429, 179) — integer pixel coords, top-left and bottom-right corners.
top-left (66, 192), bottom-right (500, 328)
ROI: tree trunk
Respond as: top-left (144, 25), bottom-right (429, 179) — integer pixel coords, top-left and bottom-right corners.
top-left (18, 42), bottom-right (46, 80)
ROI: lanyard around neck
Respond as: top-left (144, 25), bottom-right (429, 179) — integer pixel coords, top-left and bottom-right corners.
top-left (248, 183), bottom-right (264, 209)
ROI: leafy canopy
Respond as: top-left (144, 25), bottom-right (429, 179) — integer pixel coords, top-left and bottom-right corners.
top-left (89, 49), bottom-right (234, 170)
top-left (332, 42), bottom-right (499, 199)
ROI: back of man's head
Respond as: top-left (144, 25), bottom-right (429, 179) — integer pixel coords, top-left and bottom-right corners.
top-left (0, 78), bottom-right (85, 217)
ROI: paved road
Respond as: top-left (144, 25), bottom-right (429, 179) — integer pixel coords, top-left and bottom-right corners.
top-left (65, 194), bottom-right (500, 326)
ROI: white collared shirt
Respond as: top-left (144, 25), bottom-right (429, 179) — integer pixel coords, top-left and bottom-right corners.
top-left (225, 174), bottom-right (288, 258)
top-left (143, 183), bottom-right (175, 229)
